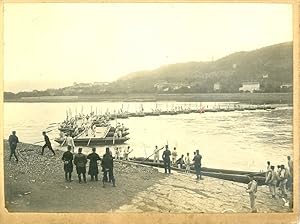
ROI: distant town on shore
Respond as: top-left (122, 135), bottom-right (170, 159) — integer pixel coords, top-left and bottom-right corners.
top-left (4, 42), bottom-right (292, 102)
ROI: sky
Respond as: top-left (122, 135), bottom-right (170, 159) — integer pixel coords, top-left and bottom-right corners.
top-left (4, 3), bottom-right (293, 93)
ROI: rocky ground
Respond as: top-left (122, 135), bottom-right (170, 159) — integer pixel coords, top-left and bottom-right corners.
top-left (4, 141), bottom-right (292, 213)
top-left (117, 172), bottom-right (292, 213)
top-left (4, 141), bottom-right (164, 212)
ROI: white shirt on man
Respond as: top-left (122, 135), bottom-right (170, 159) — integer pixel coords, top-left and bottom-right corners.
top-left (66, 136), bottom-right (75, 151)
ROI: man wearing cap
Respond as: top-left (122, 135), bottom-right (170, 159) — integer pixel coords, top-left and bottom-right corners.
top-left (246, 176), bottom-right (258, 212)
top-left (193, 149), bottom-right (203, 180)
top-left (171, 147), bottom-right (178, 165)
top-left (279, 164), bottom-right (288, 199)
top-left (101, 147), bottom-right (115, 187)
top-left (265, 165), bottom-right (277, 198)
top-left (74, 148), bottom-right (87, 183)
top-left (287, 156), bottom-right (293, 191)
top-left (65, 133), bottom-right (75, 153)
top-left (62, 145), bottom-right (74, 182)
top-left (153, 145), bottom-right (160, 163)
top-left (42, 131), bottom-right (55, 156)
top-left (8, 131), bottom-right (19, 162)
top-left (87, 147), bottom-right (101, 181)
top-left (162, 145), bottom-right (171, 174)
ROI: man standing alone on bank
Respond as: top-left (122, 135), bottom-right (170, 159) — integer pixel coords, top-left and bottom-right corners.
top-left (42, 131), bottom-right (55, 156)
top-left (193, 149), bottom-right (203, 180)
top-left (162, 145), bottom-right (171, 174)
top-left (8, 131), bottom-right (19, 162)
top-left (246, 176), bottom-right (258, 213)
top-left (74, 148), bottom-right (87, 183)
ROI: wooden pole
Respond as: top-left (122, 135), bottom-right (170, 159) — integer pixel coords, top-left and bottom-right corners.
top-left (87, 138), bottom-right (92, 146)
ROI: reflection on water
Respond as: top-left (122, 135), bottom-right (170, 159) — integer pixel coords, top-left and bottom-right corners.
top-left (4, 102), bottom-right (293, 171)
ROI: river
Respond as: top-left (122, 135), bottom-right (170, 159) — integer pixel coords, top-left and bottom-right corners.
top-left (4, 102), bottom-right (293, 172)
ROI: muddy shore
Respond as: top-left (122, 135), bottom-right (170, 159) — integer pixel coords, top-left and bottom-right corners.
top-left (4, 141), bottom-right (292, 213)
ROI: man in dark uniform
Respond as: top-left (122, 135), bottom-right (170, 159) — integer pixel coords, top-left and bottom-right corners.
top-left (8, 131), bottom-right (19, 162)
top-left (193, 149), bottom-right (203, 180)
top-left (101, 147), bottom-right (115, 187)
top-left (74, 147), bottom-right (87, 183)
top-left (87, 147), bottom-right (101, 181)
top-left (42, 131), bottom-right (55, 155)
top-left (162, 145), bottom-right (171, 174)
top-left (62, 145), bottom-right (73, 182)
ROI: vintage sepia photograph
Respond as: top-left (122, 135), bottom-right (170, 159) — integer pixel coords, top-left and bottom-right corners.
top-left (1, 1), bottom-right (297, 219)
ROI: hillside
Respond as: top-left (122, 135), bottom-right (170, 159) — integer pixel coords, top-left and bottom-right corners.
top-left (108, 42), bottom-right (292, 93)
top-left (4, 42), bottom-right (293, 100)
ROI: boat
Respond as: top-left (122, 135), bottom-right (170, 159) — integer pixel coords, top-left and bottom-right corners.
top-left (129, 112), bottom-right (145, 117)
top-left (116, 113), bottom-right (129, 119)
top-left (129, 158), bottom-right (266, 185)
top-left (55, 136), bottom-right (130, 146)
top-left (58, 126), bottom-right (76, 133)
top-left (161, 110), bottom-right (178, 115)
top-left (205, 108), bottom-right (218, 112)
top-left (145, 111), bottom-right (160, 116)
top-left (56, 124), bottom-right (130, 146)
top-left (106, 131), bottom-right (130, 137)
top-left (110, 127), bottom-right (129, 132)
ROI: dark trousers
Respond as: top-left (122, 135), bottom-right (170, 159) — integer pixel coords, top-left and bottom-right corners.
top-left (287, 175), bottom-right (293, 191)
top-left (164, 160), bottom-right (171, 174)
top-left (9, 146), bottom-right (18, 161)
top-left (42, 143), bottom-right (55, 155)
top-left (65, 172), bottom-right (72, 181)
top-left (195, 164), bottom-right (202, 179)
top-left (103, 168), bottom-right (115, 186)
top-left (78, 173), bottom-right (86, 183)
top-left (90, 174), bottom-right (98, 181)
top-left (76, 167), bottom-right (86, 183)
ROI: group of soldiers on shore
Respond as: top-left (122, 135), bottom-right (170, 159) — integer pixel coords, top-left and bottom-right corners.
top-left (8, 130), bottom-right (116, 187)
top-left (62, 146), bottom-right (115, 187)
top-left (264, 157), bottom-right (293, 199)
top-left (8, 130), bottom-right (294, 213)
top-left (153, 145), bottom-right (203, 180)
top-left (245, 156), bottom-right (294, 213)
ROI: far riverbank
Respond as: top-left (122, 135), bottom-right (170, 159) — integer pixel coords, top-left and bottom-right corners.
top-left (4, 92), bottom-right (293, 104)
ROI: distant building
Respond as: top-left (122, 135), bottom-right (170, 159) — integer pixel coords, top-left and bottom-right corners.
top-left (93, 82), bottom-right (110, 86)
top-left (73, 83), bottom-right (92, 88)
top-left (280, 83), bottom-right (292, 89)
top-left (154, 80), bottom-right (190, 91)
top-left (154, 80), bottom-right (169, 91)
top-left (213, 82), bottom-right (221, 91)
top-left (262, 74), bottom-right (269, 79)
top-left (239, 82), bottom-right (260, 93)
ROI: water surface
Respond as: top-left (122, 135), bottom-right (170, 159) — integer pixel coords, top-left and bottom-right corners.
top-left (4, 102), bottom-right (293, 171)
